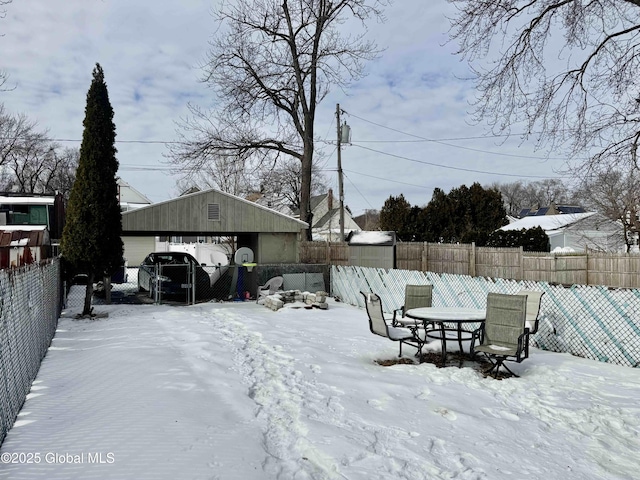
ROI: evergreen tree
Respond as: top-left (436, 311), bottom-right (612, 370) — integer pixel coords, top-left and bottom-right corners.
top-left (423, 183), bottom-right (507, 245)
top-left (379, 195), bottom-right (412, 241)
top-left (61, 64), bottom-right (123, 315)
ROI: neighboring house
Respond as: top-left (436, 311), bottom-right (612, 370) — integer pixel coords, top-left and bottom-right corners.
top-left (295, 190), bottom-right (361, 241)
top-left (0, 192), bottom-right (65, 242)
top-left (353, 210), bottom-right (380, 231)
top-left (247, 191), bottom-right (295, 217)
top-left (249, 189), bottom-right (361, 241)
top-left (118, 178), bottom-right (153, 212)
top-left (0, 225), bottom-right (50, 268)
top-left (518, 202), bottom-right (585, 218)
top-left (500, 212), bottom-right (625, 252)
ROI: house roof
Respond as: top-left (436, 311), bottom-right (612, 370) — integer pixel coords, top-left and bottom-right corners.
top-left (518, 204), bottom-right (585, 217)
top-left (0, 227), bottom-right (47, 247)
top-left (0, 195), bottom-right (55, 205)
top-left (500, 212), bottom-right (597, 232)
top-left (290, 193), bottom-right (328, 217)
top-left (313, 208), bottom-right (338, 229)
top-left (117, 179), bottom-right (152, 205)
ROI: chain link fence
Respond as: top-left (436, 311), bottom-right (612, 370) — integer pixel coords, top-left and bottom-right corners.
top-left (0, 259), bottom-right (62, 445)
top-left (66, 264), bottom-right (331, 307)
top-left (65, 265), bottom-right (246, 307)
top-left (332, 265), bottom-right (640, 367)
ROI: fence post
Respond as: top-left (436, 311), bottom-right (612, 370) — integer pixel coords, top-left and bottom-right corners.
top-left (421, 242), bottom-right (428, 272)
top-left (585, 245), bottom-right (589, 286)
top-left (470, 242), bottom-right (476, 277)
top-left (326, 241), bottom-right (331, 264)
top-left (520, 246), bottom-right (524, 280)
top-left (104, 276), bottom-right (111, 304)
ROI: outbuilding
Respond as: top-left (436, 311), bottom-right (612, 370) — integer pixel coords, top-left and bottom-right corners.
top-left (121, 188), bottom-right (308, 265)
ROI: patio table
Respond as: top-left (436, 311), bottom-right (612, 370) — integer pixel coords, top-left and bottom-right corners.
top-left (398, 307), bottom-right (485, 365)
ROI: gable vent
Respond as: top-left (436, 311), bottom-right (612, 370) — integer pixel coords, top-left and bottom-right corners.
top-left (208, 203), bottom-right (220, 221)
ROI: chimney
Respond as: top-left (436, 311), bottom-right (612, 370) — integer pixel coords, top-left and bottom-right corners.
top-left (328, 189), bottom-right (333, 210)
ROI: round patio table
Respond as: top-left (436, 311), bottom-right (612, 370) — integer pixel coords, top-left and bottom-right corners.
top-left (400, 307), bottom-right (485, 365)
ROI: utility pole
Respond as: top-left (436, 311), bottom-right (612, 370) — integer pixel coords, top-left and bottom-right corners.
top-left (336, 104), bottom-right (345, 241)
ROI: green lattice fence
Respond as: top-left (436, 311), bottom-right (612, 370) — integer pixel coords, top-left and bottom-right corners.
top-left (331, 265), bottom-right (640, 367)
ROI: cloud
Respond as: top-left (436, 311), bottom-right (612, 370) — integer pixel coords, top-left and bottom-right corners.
top-left (1, 1), bottom-right (565, 214)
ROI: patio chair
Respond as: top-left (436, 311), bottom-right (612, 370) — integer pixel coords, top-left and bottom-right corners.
top-left (470, 292), bottom-right (529, 378)
top-left (393, 284), bottom-right (433, 328)
top-left (256, 276), bottom-right (284, 304)
top-left (517, 289), bottom-right (545, 335)
top-left (360, 291), bottom-right (424, 357)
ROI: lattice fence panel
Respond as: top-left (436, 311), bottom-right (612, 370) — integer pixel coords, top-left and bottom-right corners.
top-left (332, 265), bottom-right (640, 367)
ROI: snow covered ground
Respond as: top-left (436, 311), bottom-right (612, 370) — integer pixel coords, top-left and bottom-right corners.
top-left (1, 296), bottom-right (639, 479)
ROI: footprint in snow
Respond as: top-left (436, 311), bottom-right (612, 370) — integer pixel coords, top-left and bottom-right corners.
top-left (480, 407), bottom-right (520, 421)
top-left (435, 407), bottom-right (457, 420)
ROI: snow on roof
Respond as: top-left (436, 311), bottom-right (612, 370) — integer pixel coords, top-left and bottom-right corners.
top-left (349, 231), bottom-right (394, 245)
top-left (0, 225), bottom-right (47, 231)
top-left (0, 196), bottom-right (55, 205)
top-left (500, 212), bottom-right (596, 232)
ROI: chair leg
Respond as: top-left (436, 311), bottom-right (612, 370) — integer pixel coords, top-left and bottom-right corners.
top-left (499, 361), bottom-right (518, 378)
top-left (483, 356), bottom-right (519, 378)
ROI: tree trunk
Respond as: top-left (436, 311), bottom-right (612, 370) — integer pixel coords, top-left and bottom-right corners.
top-left (300, 140), bottom-right (314, 241)
top-left (83, 271), bottom-right (95, 316)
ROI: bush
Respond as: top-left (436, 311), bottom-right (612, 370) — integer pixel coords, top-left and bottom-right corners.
top-left (486, 226), bottom-right (550, 252)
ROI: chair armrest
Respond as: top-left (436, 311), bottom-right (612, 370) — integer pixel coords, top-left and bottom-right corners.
top-left (470, 324), bottom-right (485, 355)
top-left (392, 307), bottom-right (403, 326)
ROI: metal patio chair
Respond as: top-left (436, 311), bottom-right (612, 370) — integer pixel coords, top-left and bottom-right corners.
top-left (517, 289), bottom-right (545, 335)
top-left (393, 284), bottom-right (433, 329)
top-left (361, 291), bottom-right (424, 357)
top-left (471, 292), bottom-right (530, 378)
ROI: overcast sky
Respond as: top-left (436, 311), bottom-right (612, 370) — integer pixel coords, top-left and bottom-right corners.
top-left (0, 1), bottom-right (569, 216)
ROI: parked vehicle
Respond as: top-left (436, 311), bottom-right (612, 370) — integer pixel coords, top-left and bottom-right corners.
top-left (137, 252), bottom-right (213, 300)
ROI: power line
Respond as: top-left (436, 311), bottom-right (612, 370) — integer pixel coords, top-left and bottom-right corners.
top-left (343, 169), bottom-right (433, 189)
top-left (344, 111), bottom-right (578, 161)
top-left (351, 144), bottom-right (563, 179)
top-left (342, 172), bottom-right (376, 211)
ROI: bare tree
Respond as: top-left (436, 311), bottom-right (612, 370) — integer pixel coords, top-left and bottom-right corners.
top-left (493, 178), bottom-right (574, 216)
top-left (521, 179), bottom-right (572, 208)
top-left (0, 104), bottom-right (78, 197)
top-left (574, 169), bottom-right (640, 251)
top-left (168, 0), bottom-right (388, 238)
top-left (491, 180), bottom-right (525, 217)
top-left (448, 1), bottom-right (640, 173)
top-left (0, 104), bottom-right (36, 170)
top-left (0, 1), bottom-right (12, 90)
top-left (175, 151), bottom-right (254, 198)
top-left (257, 157), bottom-right (328, 211)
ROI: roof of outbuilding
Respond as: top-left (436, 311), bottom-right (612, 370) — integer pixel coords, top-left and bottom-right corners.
top-left (121, 187), bottom-right (307, 235)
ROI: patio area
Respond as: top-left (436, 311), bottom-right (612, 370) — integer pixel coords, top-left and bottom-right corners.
top-left (0, 298), bottom-right (638, 479)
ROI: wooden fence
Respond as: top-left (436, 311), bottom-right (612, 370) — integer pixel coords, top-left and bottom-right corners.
top-left (299, 241), bottom-right (640, 289)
